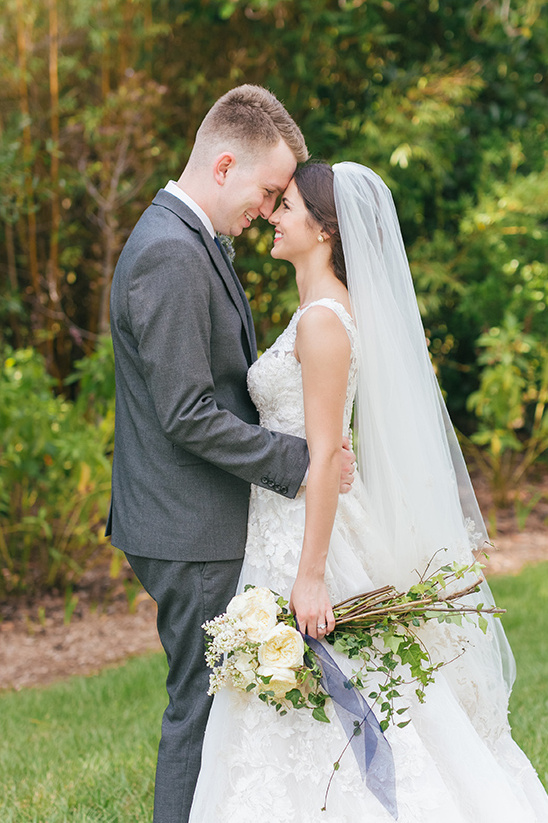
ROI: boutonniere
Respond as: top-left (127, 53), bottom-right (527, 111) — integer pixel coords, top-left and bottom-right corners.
top-left (216, 233), bottom-right (235, 263)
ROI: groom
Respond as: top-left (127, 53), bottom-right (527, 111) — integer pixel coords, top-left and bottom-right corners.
top-left (107, 85), bottom-right (354, 823)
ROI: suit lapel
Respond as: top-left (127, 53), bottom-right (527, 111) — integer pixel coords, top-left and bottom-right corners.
top-left (199, 226), bottom-right (257, 360)
top-left (152, 190), bottom-right (257, 362)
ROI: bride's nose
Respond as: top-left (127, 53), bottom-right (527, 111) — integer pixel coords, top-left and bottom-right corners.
top-left (269, 207), bottom-right (280, 225)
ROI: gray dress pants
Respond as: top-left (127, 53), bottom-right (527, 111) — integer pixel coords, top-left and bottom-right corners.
top-left (126, 553), bottom-right (243, 823)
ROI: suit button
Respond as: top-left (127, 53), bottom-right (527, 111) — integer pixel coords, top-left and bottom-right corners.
top-left (281, 486), bottom-right (288, 495)
top-left (261, 476), bottom-right (268, 484)
top-left (274, 483), bottom-right (281, 492)
top-left (268, 480), bottom-right (275, 488)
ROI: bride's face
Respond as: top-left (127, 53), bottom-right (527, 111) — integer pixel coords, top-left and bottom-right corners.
top-left (269, 179), bottom-right (322, 264)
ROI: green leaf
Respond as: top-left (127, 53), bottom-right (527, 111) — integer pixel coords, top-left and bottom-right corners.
top-left (383, 633), bottom-right (405, 654)
top-left (312, 706), bottom-right (331, 723)
top-left (284, 689), bottom-right (302, 708)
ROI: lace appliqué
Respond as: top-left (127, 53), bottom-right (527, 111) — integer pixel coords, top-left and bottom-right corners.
top-left (247, 299), bottom-right (358, 441)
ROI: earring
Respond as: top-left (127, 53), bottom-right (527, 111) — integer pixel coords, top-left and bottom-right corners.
top-left (318, 234), bottom-right (325, 243)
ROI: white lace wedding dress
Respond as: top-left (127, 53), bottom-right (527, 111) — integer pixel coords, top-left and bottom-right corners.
top-left (189, 299), bottom-right (548, 823)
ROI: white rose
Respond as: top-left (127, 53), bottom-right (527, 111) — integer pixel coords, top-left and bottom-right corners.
top-left (258, 624), bottom-right (304, 669)
top-left (226, 592), bottom-right (248, 621)
top-left (226, 588), bottom-right (279, 642)
top-left (227, 587), bottom-right (276, 618)
top-left (247, 587), bottom-right (278, 606)
top-left (257, 666), bottom-right (298, 699)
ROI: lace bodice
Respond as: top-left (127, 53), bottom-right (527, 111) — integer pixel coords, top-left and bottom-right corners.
top-left (247, 298), bottom-right (358, 439)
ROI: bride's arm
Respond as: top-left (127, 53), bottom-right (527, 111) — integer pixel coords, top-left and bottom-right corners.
top-left (289, 306), bottom-right (351, 639)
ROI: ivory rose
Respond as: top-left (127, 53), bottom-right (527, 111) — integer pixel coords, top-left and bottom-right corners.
top-left (258, 623), bottom-right (304, 669)
top-left (226, 587), bottom-right (279, 642)
top-left (257, 666), bottom-right (298, 699)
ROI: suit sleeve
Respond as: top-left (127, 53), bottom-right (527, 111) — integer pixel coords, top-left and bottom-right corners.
top-left (126, 235), bottom-right (309, 498)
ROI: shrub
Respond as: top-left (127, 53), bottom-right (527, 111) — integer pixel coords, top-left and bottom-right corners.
top-left (0, 345), bottom-right (113, 594)
top-left (464, 314), bottom-right (548, 506)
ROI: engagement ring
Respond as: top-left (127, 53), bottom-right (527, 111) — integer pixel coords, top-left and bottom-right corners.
top-left (317, 623), bottom-right (327, 629)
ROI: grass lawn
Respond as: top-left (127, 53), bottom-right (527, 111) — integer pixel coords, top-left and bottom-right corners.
top-left (1, 563), bottom-right (547, 821)
top-left (490, 562), bottom-right (548, 789)
top-left (0, 652), bottom-right (167, 822)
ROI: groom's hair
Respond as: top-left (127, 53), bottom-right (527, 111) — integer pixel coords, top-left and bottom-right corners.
top-left (189, 85), bottom-right (308, 166)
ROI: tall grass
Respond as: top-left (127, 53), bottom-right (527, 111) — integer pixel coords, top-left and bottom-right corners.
top-left (1, 564), bottom-right (547, 821)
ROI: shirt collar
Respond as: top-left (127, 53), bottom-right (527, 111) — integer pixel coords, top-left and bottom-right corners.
top-left (164, 180), bottom-right (215, 239)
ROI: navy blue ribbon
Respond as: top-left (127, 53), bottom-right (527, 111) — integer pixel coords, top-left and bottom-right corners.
top-left (305, 635), bottom-right (398, 819)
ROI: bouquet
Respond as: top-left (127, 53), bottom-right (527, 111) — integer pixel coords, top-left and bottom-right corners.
top-left (204, 585), bottom-right (329, 721)
top-left (203, 554), bottom-right (505, 731)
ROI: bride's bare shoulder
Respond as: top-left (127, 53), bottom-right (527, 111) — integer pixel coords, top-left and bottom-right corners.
top-left (295, 304), bottom-right (351, 363)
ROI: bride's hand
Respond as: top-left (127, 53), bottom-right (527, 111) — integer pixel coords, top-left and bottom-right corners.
top-left (289, 575), bottom-right (335, 640)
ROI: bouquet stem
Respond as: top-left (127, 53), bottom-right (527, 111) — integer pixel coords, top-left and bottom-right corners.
top-left (332, 572), bottom-right (505, 631)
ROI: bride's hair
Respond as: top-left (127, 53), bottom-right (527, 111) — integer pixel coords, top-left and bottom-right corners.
top-left (293, 162), bottom-right (347, 286)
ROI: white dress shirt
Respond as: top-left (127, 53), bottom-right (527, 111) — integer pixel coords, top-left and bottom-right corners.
top-left (164, 180), bottom-right (215, 239)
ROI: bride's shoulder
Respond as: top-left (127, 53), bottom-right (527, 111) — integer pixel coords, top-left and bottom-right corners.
top-left (297, 299), bottom-right (355, 336)
top-left (299, 296), bottom-right (352, 317)
top-left (295, 302), bottom-right (353, 358)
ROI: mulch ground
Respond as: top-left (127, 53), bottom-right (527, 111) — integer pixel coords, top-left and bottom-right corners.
top-left (1, 475), bottom-right (546, 693)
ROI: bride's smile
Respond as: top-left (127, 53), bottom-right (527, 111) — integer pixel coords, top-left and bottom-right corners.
top-left (269, 179), bottom-right (326, 265)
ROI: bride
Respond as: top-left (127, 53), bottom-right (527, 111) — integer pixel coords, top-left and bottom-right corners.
top-left (188, 162), bottom-right (548, 822)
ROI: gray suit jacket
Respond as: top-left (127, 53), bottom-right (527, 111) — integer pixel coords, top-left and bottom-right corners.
top-left (107, 190), bottom-right (308, 562)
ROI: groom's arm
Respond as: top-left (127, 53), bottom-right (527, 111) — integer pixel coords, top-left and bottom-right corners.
top-left (126, 234), bottom-right (309, 498)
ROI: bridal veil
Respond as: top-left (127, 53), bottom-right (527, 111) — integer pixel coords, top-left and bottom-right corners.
top-left (333, 161), bottom-right (515, 740)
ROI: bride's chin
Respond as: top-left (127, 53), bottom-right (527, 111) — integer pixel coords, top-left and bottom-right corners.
top-left (271, 245), bottom-right (290, 263)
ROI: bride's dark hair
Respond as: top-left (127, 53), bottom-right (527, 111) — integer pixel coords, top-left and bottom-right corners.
top-left (293, 162), bottom-right (347, 287)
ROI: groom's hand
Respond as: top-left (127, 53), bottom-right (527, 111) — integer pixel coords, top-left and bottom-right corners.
top-left (339, 436), bottom-right (355, 494)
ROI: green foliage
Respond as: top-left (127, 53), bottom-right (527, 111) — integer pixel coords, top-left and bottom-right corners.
top-left (465, 315), bottom-right (548, 504)
top-left (0, 345), bottom-right (112, 594)
top-left (329, 555), bottom-right (498, 730)
top-left (66, 335), bottom-right (116, 450)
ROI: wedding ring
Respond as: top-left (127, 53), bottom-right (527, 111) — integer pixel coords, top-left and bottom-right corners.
top-left (317, 623), bottom-right (327, 629)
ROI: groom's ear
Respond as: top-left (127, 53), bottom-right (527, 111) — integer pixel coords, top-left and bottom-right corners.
top-left (213, 152), bottom-right (237, 185)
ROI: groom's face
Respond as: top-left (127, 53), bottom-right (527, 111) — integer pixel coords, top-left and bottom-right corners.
top-left (218, 139), bottom-right (297, 236)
